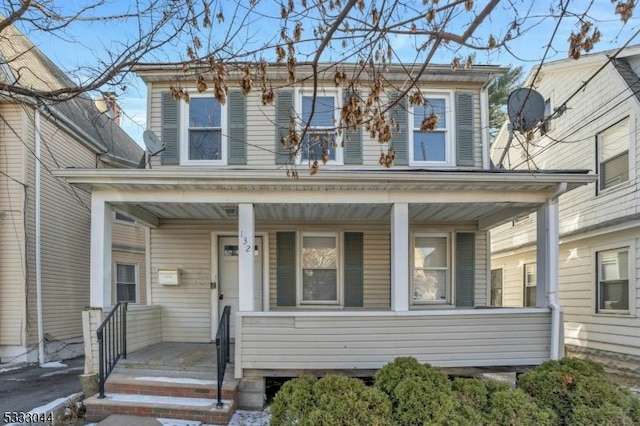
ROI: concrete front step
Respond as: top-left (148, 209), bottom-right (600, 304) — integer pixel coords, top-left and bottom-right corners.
top-left (104, 372), bottom-right (238, 400)
top-left (84, 393), bottom-right (236, 425)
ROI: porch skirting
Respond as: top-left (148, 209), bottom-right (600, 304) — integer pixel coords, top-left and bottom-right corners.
top-left (234, 308), bottom-right (553, 378)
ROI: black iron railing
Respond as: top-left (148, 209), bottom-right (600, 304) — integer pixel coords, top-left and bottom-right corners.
top-left (97, 302), bottom-right (128, 398)
top-left (215, 305), bottom-right (231, 408)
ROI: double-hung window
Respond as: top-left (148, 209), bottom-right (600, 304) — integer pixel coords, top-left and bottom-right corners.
top-left (412, 234), bottom-right (450, 303)
top-left (410, 93), bottom-right (453, 165)
top-left (116, 263), bottom-right (137, 303)
top-left (490, 268), bottom-right (503, 307)
top-left (298, 90), bottom-right (342, 164)
top-left (597, 119), bottom-right (629, 191)
top-left (597, 248), bottom-right (629, 313)
top-left (300, 234), bottom-right (339, 304)
top-left (524, 263), bottom-right (536, 307)
top-left (180, 94), bottom-right (226, 164)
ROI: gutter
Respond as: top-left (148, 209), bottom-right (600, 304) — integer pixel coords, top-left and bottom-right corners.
top-left (35, 109), bottom-right (45, 365)
top-left (548, 182), bottom-right (567, 361)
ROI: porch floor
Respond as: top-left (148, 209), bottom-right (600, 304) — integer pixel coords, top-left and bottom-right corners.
top-left (118, 342), bottom-right (235, 372)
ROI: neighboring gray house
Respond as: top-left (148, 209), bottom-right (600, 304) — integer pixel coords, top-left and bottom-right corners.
top-left (0, 23), bottom-right (144, 364)
top-left (491, 46), bottom-right (640, 385)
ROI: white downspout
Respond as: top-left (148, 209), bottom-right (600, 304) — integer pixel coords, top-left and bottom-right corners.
top-left (35, 109), bottom-right (45, 365)
top-left (480, 78), bottom-right (491, 169)
top-left (548, 182), bottom-right (567, 360)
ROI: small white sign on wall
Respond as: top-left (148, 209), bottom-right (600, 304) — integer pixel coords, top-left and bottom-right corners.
top-left (158, 268), bottom-right (180, 285)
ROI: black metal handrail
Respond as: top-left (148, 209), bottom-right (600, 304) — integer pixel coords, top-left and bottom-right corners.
top-left (215, 305), bottom-right (231, 408)
top-left (97, 302), bottom-right (128, 398)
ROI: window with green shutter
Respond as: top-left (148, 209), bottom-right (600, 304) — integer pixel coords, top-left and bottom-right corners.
top-left (159, 90), bottom-right (247, 166)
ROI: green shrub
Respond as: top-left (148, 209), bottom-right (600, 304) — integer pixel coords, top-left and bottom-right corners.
top-left (517, 358), bottom-right (639, 425)
top-left (485, 388), bottom-right (556, 426)
top-left (568, 402), bottom-right (635, 426)
top-left (390, 376), bottom-right (456, 425)
top-left (270, 375), bottom-right (392, 426)
top-left (270, 375), bottom-right (316, 426)
top-left (452, 377), bottom-right (488, 412)
top-left (373, 356), bottom-right (435, 396)
top-left (517, 358), bottom-right (606, 420)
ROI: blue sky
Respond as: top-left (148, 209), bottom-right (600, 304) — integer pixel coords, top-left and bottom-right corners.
top-left (11, 0), bottom-right (640, 147)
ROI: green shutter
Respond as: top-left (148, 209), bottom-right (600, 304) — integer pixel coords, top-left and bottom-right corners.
top-left (343, 91), bottom-right (363, 165)
top-left (344, 232), bottom-right (364, 307)
top-left (455, 232), bottom-right (475, 307)
top-left (228, 90), bottom-right (247, 165)
top-left (275, 90), bottom-right (294, 165)
top-left (456, 92), bottom-right (474, 166)
top-left (277, 232), bottom-right (296, 306)
top-left (161, 91), bottom-right (179, 164)
top-left (389, 92), bottom-right (408, 166)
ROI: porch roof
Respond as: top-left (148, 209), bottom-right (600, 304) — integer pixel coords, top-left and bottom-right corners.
top-left (57, 168), bottom-right (596, 229)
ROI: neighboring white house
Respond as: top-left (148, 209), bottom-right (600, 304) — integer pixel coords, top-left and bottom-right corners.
top-left (61, 61), bottom-right (597, 407)
top-left (0, 23), bottom-right (145, 364)
top-left (490, 46), bottom-right (640, 385)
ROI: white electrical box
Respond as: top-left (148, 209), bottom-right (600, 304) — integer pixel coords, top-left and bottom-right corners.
top-left (158, 268), bottom-right (180, 285)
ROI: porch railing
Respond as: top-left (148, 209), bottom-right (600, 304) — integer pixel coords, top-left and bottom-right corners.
top-left (215, 305), bottom-right (231, 408)
top-left (97, 302), bottom-right (128, 398)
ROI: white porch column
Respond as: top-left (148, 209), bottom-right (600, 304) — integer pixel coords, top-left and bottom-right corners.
top-left (90, 196), bottom-right (112, 308)
top-left (391, 203), bottom-right (410, 311)
top-left (238, 203), bottom-right (255, 311)
top-left (537, 197), bottom-right (563, 360)
top-left (536, 199), bottom-right (559, 308)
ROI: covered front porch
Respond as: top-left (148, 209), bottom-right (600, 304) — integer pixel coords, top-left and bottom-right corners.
top-left (59, 168), bottom-right (596, 378)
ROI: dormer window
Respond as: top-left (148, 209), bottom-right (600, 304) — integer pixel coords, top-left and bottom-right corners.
top-left (296, 89), bottom-right (343, 165)
top-left (180, 94), bottom-right (227, 165)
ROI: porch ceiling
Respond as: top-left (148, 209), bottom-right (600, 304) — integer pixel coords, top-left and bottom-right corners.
top-left (116, 201), bottom-right (537, 225)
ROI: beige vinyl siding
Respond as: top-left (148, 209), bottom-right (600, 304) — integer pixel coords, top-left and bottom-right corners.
top-left (0, 104), bottom-right (27, 346)
top-left (238, 310), bottom-right (551, 370)
top-left (494, 229), bottom-right (640, 357)
top-left (126, 305), bottom-right (162, 352)
top-left (37, 113), bottom-right (94, 342)
top-left (148, 82), bottom-right (485, 169)
top-left (149, 220), bottom-right (237, 342)
top-left (112, 220), bottom-right (146, 249)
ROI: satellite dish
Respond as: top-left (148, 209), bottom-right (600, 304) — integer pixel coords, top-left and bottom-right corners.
top-left (507, 88), bottom-right (546, 133)
top-left (143, 130), bottom-right (165, 156)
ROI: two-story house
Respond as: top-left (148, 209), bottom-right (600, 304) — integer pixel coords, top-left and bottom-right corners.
top-left (490, 47), bottom-right (640, 386)
top-left (63, 62), bottom-right (596, 422)
top-left (0, 23), bottom-right (145, 365)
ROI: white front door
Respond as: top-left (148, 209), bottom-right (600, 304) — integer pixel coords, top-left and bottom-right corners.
top-left (217, 236), bottom-right (263, 339)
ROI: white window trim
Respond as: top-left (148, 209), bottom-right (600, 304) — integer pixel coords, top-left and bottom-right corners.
top-left (593, 240), bottom-right (636, 316)
top-left (115, 262), bottom-right (139, 304)
top-left (179, 91), bottom-right (228, 166)
top-left (297, 231), bottom-right (342, 306)
top-left (409, 90), bottom-right (455, 167)
top-left (411, 232), bottom-right (452, 305)
top-left (596, 117), bottom-right (632, 193)
top-left (294, 88), bottom-right (343, 166)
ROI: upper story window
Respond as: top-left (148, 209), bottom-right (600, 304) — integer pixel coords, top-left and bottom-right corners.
top-left (297, 90), bottom-right (342, 165)
top-left (180, 94), bottom-right (227, 165)
top-left (596, 247), bottom-right (630, 314)
top-left (541, 98), bottom-right (552, 135)
top-left (410, 93), bottom-right (453, 166)
top-left (597, 119), bottom-right (629, 192)
top-left (412, 234), bottom-right (450, 304)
